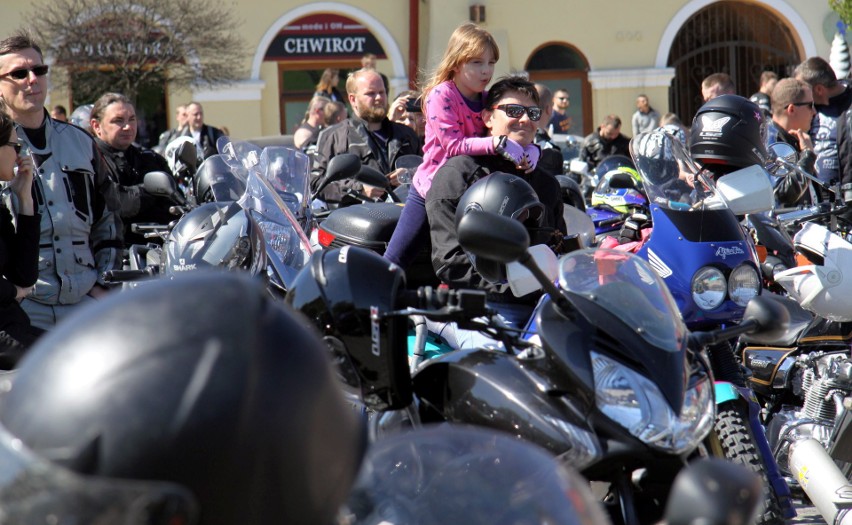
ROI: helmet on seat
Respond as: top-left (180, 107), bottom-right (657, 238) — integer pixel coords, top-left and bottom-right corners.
top-left (591, 166), bottom-right (646, 214)
top-left (690, 94), bottom-right (768, 169)
top-left (774, 222), bottom-right (852, 322)
top-left (455, 172), bottom-right (546, 283)
top-left (164, 201), bottom-right (266, 277)
top-left (0, 272), bottom-right (366, 525)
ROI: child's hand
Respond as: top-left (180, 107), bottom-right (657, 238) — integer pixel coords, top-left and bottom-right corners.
top-left (494, 136), bottom-right (525, 166)
top-left (522, 144), bottom-right (540, 173)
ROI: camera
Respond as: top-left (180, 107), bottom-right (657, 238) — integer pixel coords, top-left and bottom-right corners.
top-left (405, 97), bottom-right (422, 113)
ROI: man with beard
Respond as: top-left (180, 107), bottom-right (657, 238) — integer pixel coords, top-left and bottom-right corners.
top-left (312, 68), bottom-right (420, 205)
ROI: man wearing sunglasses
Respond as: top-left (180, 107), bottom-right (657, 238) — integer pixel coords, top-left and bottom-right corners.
top-left (426, 75), bottom-right (567, 348)
top-left (579, 114), bottom-right (630, 171)
top-left (763, 78), bottom-right (815, 206)
top-left (0, 32), bottom-right (122, 330)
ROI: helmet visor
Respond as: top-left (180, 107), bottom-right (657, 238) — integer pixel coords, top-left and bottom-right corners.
top-left (0, 422), bottom-right (198, 523)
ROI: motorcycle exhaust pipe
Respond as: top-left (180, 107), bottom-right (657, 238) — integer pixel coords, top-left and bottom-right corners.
top-left (789, 438), bottom-right (852, 525)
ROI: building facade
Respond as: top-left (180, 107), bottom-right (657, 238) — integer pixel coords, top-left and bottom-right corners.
top-left (0, 0), bottom-right (840, 142)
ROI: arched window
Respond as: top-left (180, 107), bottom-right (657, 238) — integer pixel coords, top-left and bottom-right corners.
top-left (667, 1), bottom-right (800, 122)
top-left (526, 43), bottom-right (592, 136)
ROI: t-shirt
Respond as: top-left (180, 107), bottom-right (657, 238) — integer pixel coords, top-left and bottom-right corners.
top-left (548, 112), bottom-right (572, 134)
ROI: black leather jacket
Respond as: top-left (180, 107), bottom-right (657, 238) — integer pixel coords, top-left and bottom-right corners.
top-left (311, 116), bottom-right (420, 203)
top-left (580, 129), bottom-right (631, 170)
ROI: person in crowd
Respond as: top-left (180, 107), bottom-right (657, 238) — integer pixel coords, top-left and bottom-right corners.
top-left (49, 104), bottom-right (66, 122)
top-left (323, 100), bottom-right (347, 126)
top-left (389, 90), bottom-right (426, 151)
top-left (311, 68), bottom-right (419, 203)
top-left (631, 94), bottom-right (660, 136)
top-left (701, 72), bottom-right (736, 101)
top-left (548, 88), bottom-right (572, 134)
top-left (0, 107), bottom-right (39, 359)
top-left (89, 92), bottom-right (175, 244)
top-left (180, 101), bottom-right (225, 160)
top-left (750, 70), bottom-right (778, 116)
top-left (383, 22), bottom-right (537, 271)
top-left (293, 95), bottom-right (328, 151)
top-left (580, 114), bottom-right (630, 170)
top-left (361, 52), bottom-right (389, 94)
top-left (0, 31), bottom-right (123, 330)
top-left (313, 68), bottom-right (344, 103)
top-left (426, 75), bottom-right (565, 348)
top-left (794, 56), bottom-right (852, 190)
top-left (533, 83), bottom-right (564, 176)
top-left (656, 112), bottom-right (688, 147)
top-left (764, 78), bottom-right (816, 206)
top-left (156, 103), bottom-right (187, 154)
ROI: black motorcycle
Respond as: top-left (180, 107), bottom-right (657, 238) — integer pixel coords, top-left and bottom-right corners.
top-left (287, 210), bottom-right (791, 525)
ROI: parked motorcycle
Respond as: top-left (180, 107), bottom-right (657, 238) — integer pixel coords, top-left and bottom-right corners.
top-left (287, 209), bottom-right (791, 525)
top-left (624, 130), bottom-right (794, 524)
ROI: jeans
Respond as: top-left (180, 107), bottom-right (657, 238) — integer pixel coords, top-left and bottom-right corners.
top-left (384, 186), bottom-right (430, 269)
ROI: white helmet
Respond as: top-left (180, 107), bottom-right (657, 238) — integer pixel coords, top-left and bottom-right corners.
top-left (774, 222), bottom-right (852, 321)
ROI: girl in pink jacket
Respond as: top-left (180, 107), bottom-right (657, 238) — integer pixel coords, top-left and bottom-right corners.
top-left (385, 22), bottom-right (537, 269)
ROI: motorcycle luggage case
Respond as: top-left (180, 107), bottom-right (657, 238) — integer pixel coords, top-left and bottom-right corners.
top-left (319, 202), bottom-right (401, 253)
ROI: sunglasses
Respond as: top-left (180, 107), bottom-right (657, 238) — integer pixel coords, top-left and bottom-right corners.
top-left (0, 64), bottom-right (49, 80)
top-left (789, 100), bottom-right (815, 110)
top-left (492, 104), bottom-right (542, 121)
top-left (6, 141), bottom-right (21, 154)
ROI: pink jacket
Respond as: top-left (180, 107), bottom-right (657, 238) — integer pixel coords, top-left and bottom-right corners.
top-left (412, 80), bottom-right (494, 196)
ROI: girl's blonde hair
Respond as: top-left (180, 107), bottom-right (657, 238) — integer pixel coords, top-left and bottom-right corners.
top-left (419, 23), bottom-right (499, 109)
top-left (316, 69), bottom-right (339, 92)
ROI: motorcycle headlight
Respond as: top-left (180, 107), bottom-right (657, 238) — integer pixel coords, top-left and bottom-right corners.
top-left (728, 263), bottom-right (761, 306)
top-left (691, 266), bottom-right (726, 311)
top-left (592, 351), bottom-right (714, 454)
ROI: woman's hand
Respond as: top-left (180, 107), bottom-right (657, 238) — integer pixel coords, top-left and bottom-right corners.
top-left (9, 154), bottom-right (34, 216)
top-left (14, 284), bottom-right (33, 302)
top-left (389, 95), bottom-right (410, 123)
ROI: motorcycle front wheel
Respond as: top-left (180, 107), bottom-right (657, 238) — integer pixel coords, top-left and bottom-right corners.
top-left (714, 401), bottom-right (787, 525)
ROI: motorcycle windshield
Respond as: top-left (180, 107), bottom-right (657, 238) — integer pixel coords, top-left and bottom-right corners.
top-left (258, 146), bottom-right (311, 220)
top-left (630, 130), bottom-right (716, 212)
top-left (343, 425), bottom-right (608, 525)
top-left (0, 423), bottom-right (197, 522)
top-left (238, 169), bottom-right (312, 289)
top-left (559, 248), bottom-right (686, 350)
top-left (195, 154), bottom-right (247, 202)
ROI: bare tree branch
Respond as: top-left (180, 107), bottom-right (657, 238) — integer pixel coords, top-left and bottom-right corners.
top-left (24, 0), bottom-right (249, 103)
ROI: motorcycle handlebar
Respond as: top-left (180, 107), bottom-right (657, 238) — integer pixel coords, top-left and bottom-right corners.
top-left (396, 287), bottom-right (490, 321)
top-left (103, 268), bottom-right (155, 284)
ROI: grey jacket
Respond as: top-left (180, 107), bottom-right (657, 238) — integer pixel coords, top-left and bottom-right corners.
top-left (4, 116), bottom-right (123, 305)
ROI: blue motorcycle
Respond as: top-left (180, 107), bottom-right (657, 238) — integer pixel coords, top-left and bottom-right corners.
top-left (627, 130), bottom-right (794, 525)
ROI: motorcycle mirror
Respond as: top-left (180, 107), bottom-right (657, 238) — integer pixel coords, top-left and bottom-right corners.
top-left (458, 211), bottom-right (529, 263)
top-left (766, 142), bottom-right (797, 177)
top-left (740, 293), bottom-right (791, 343)
top-left (314, 153), bottom-right (361, 197)
top-left (355, 165), bottom-right (391, 188)
top-left (664, 457), bottom-right (761, 525)
top-left (177, 142), bottom-right (198, 172)
top-left (395, 154), bottom-right (423, 170)
top-left (144, 171), bottom-right (185, 205)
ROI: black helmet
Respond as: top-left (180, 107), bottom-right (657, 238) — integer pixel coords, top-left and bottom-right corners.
top-left (286, 245), bottom-right (412, 411)
top-left (164, 201), bottom-right (266, 277)
top-left (0, 272), bottom-right (366, 525)
top-left (455, 172), bottom-right (545, 283)
top-left (193, 154), bottom-right (247, 204)
top-left (690, 94), bottom-right (768, 169)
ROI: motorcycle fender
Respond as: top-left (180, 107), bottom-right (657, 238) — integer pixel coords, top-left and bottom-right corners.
top-left (413, 348), bottom-right (594, 456)
top-left (714, 382), bottom-right (741, 404)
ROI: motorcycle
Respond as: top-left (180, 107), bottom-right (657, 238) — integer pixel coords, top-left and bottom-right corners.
top-left (287, 209), bottom-right (791, 525)
top-left (623, 130), bottom-right (794, 524)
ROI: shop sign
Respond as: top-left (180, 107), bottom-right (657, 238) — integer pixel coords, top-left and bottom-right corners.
top-left (264, 13), bottom-right (386, 61)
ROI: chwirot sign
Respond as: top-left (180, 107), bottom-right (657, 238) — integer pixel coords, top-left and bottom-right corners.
top-left (264, 13), bottom-right (386, 61)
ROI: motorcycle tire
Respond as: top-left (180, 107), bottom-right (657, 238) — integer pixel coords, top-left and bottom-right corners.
top-left (714, 401), bottom-right (787, 525)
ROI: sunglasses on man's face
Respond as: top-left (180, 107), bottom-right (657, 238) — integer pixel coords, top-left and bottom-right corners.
top-left (492, 104), bottom-right (542, 121)
top-left (6, 141), bottom-right (21, 155)
top-left (0, 64), bottom-right (49, 80)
